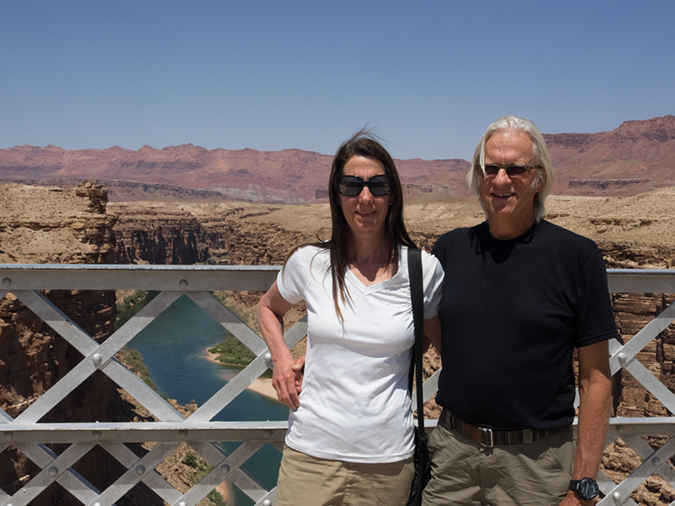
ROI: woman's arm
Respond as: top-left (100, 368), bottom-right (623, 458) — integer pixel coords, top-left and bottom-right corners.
top-left (257, 281), bottom-right (300, 410)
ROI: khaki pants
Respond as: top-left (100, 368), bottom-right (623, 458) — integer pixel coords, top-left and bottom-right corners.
top-left (422, 410), bottom-right (574, 506)
top-left (276, 445), bottom-right (414, 506)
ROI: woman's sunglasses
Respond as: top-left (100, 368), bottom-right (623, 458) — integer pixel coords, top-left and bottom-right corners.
top-left (337, 174), bottom-right (392, 197)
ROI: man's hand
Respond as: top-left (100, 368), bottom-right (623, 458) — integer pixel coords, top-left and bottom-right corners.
top-left (292, 355), bottom-right (305, 395)
top-left (560, 489), bottom-right (593, 506)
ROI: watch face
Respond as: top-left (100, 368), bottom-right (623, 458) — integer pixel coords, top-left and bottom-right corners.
top-left (578, 478), bottom-right (599, 499)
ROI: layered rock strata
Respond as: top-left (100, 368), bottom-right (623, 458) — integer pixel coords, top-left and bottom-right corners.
top-left (0, 182), bottom-right (161, 505)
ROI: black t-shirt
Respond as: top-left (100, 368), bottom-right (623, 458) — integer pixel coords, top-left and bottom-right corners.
top-left (432, 220), bottom-right (618, 430)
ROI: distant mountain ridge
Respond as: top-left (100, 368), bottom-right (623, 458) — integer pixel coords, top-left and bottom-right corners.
top-left (1, 115), bottom-right (674, 202)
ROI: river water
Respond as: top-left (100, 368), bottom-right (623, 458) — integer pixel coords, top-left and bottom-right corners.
top-left (128, 294), bottom-right (288, 505)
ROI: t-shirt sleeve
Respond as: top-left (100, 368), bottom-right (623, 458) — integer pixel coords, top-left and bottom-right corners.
top-left (575, 247), bottom-right (619, 347)
top-left (422, 250), bottom-right (445, 319)
top-left (431, 234), bottom-right (446, 268)
top-left (276, 247), bottom-right (311, 305)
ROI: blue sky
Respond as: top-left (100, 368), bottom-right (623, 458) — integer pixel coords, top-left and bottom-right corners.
top-left (1, 1), bottom-right (673, 161)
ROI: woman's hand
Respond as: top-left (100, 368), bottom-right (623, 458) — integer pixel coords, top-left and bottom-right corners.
top-left (272, 353), bottom-right (301, 410)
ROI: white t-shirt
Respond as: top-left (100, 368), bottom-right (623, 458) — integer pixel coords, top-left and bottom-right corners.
top-left (276, 244), bottom-right (444, 463)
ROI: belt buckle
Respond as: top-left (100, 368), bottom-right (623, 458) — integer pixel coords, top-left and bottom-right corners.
top-left (479, 426), bottom-right (494, 447)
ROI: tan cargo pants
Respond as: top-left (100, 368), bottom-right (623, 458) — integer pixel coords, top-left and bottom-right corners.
top-left (422, 410), bottom-right (574, 506)
top-left (276, 445), bottom-right (414, 506)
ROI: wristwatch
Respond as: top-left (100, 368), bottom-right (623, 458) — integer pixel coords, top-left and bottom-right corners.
top-left (569, 477), bottom-right (599, 500)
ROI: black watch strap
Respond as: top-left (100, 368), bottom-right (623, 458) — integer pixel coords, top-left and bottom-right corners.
top-left (569, 477), bottom-right (599, 500)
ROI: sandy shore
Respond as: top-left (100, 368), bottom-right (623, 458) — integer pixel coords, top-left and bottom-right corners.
top-left (215, 481), bottom-right (234, 504)
top-left (203, 347), bottom-right (279, 401)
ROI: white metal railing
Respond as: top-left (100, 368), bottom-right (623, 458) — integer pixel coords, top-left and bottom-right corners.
top-left (0, 265), bottom-right (675, 506)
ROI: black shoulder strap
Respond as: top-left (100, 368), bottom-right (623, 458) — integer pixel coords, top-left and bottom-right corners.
top-left (408, 247), bottom-right (425, 434)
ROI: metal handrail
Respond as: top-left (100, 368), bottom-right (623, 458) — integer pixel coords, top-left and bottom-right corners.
top-left (1, 265), bottom-right (675, 506)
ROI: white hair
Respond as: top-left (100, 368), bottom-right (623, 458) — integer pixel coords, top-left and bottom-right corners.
top-left (467, 115), bottom-right (554, 222)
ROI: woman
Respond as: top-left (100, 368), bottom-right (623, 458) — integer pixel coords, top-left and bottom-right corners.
top-left (257, 132), bottom-right (444, 506)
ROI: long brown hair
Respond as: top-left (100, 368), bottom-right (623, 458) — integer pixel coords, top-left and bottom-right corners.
top-left (322, 130), bottom-right (416, 319)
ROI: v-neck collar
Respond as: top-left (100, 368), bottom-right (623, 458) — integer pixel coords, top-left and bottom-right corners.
top-left (345, 245), bottom-right (406, 294)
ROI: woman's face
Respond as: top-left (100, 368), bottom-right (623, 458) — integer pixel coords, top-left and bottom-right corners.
top-left (338, 155), bottom-right (392, 239)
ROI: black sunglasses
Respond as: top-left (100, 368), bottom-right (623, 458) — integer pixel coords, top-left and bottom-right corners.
top-left (337, 174), bottom-right (392, 197)
top-left (483, 164), bottom-right (539, 179)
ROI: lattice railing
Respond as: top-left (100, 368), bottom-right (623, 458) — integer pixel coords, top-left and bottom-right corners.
top-left (1, 265), bottom-right (675, 506)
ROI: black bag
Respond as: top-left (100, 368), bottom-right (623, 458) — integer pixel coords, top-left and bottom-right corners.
top-left (406, 247), bottom-right (431, 506)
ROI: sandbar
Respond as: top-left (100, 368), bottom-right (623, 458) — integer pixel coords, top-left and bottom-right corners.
top-left (203, 347), bottom-right (280, 402)
top-left (215, 481), bottom-right (234, 504)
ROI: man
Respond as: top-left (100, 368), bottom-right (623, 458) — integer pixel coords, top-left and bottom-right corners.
top-left (423, 116), bottom-right (616, 506)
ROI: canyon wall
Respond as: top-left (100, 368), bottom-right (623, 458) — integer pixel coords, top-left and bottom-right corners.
top-left (0, 182), bottom-right (160, 505)
top-left (3, 183), bottom-right (675, 503)
top-left (108, 199), bottom-right (675, 423)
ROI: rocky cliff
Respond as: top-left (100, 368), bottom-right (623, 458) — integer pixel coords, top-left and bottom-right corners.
top-left (4, 183), bottom-right (675, 504)
top-left (0, 182), bottom-right (162, 505)
top-left (106, 196), bottom-right (675, 504)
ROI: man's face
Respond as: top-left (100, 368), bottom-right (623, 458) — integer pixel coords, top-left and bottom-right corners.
top-left (479, 130), bottom-right (543, 229)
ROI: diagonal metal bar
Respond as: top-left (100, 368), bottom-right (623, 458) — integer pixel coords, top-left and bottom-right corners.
top-left (620, 435), bottom-right (675, 488)
top-left (610, 300), bottom-right (675, 375)
top-left (417, 369), bottom-right (441, 410)
top-left (599, 436), bottom-right (675, 505)
top-left (189, 441), bottom-right (229, 464)
top-left (282, 317), bottom-right (307, 349)
top-left (190, 319), bottom-right (306, 422)
top-left (190, 353), bottom-right (271, 422)
top-left (623, 359), bottom-right (675, 414)
top-left (16, 443), bottom-right (101, 505)
top-left (5, 266), bottom-right (675, 506)
top-left (10, 290), bottom-right (185, 422)
top-left (172, 454), bottom-right (230, 506)
top-left (216, 441), bottom-right (268, 503)
top-left (4, 442), bottom-right (96, 506)
top-left (90, 442), bottom-right (180, 506)
top-left (3, 405), bottom-right (102, 505)
top-left (12, 289), bottom-right (100, 356)
top-left (596, 471), bottom-right (624, 504)
top-left (598, 495), bottom-right (639, 506)
top-left (187, 291), bottom-right (268, 355)
top-left (101, 355), bottom-right (185, 422)
top-left (7, 438), bottom-right (101, 506)
top-left (100, 442), bottom-right (183, 505)
top-left (14, 291), bottom-right (182, 423)
top-left (255, 489), bottom-right (277, 506)
top-left (187, 439), bottom-right (273, 502)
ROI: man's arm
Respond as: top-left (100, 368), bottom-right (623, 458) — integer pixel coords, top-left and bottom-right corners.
top-left (560, 340), bottom-right (612, 506)
top-left (423, 314), bottom-right (442, 354)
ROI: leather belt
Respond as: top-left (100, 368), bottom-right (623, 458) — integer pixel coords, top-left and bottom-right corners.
top-left (442, 410), bottom-right (569, 448)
